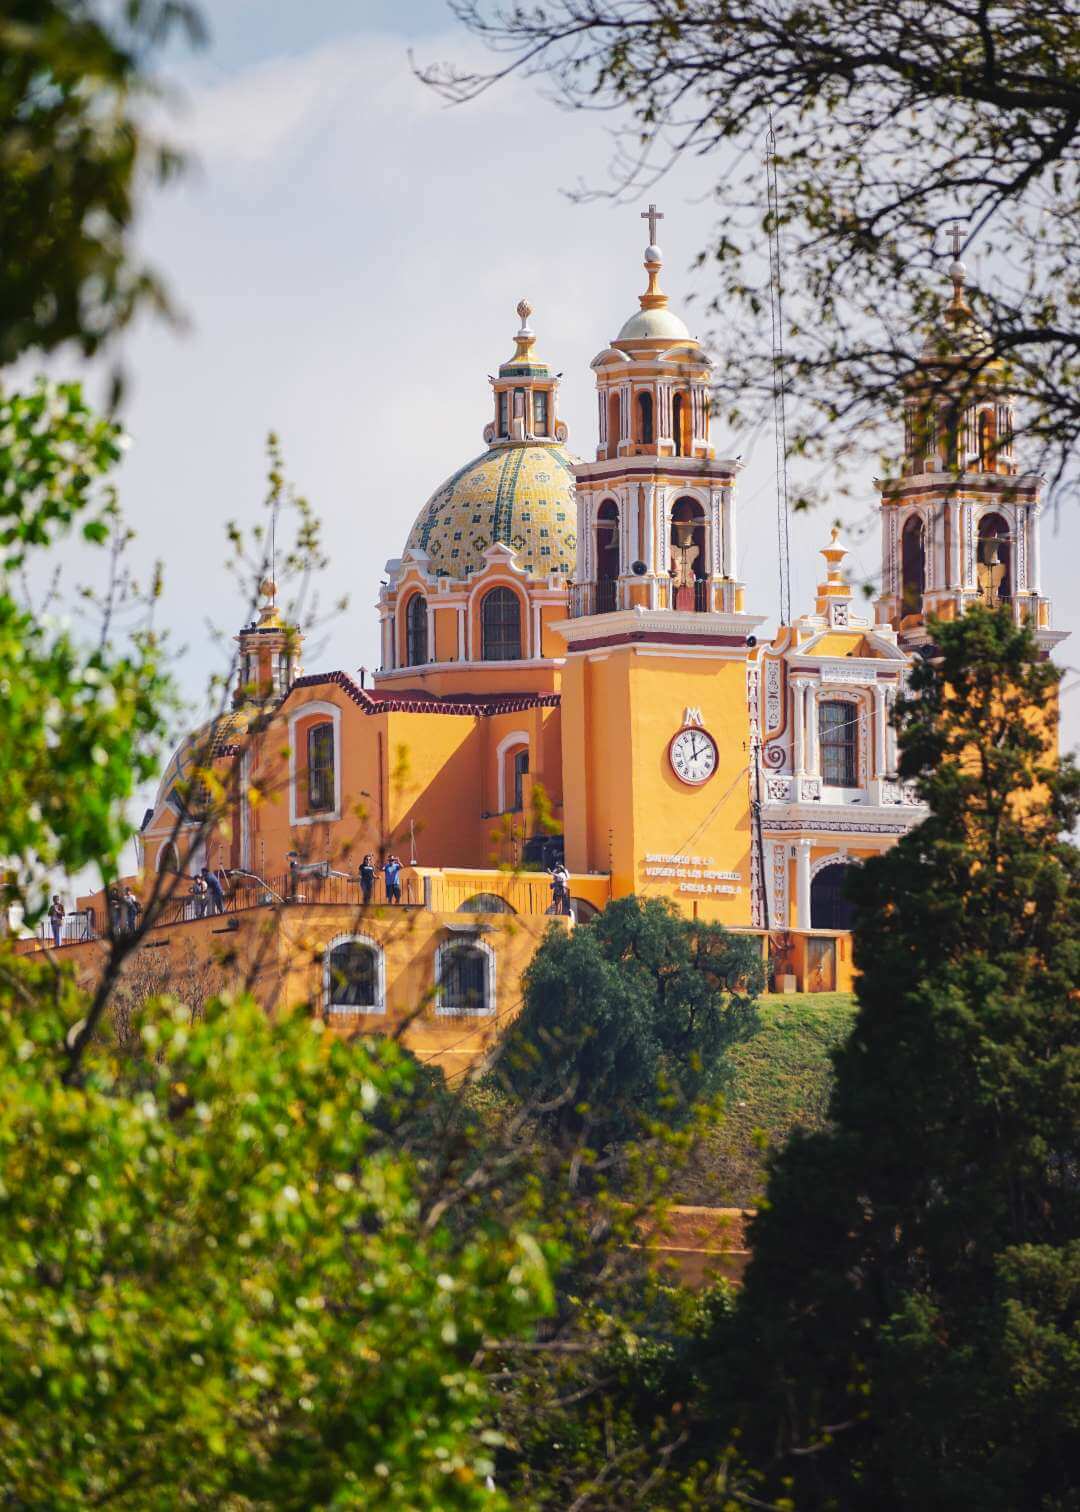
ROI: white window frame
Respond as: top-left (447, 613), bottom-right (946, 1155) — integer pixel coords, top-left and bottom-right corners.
top-left (435, 936), bottom-right (496, 1017)
top-left (323, 932), bottom-right (386, 1015)
top-left (495, 729), bottom-right (529, 814)
top-left (288, 700), bottom-right (342, 826)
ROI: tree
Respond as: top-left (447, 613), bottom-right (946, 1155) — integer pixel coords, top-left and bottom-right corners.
top-left (0, 976), bottom-right (555, 1509)
top-left (0, 380), bottom-right (172, 923)
top-left (0, 0), bottom-right (204, 365)
top-left (701, 608), bottom-right (1080, 1509)
top-left (425, 0), bottom-right (1080, 503)
top-left (499, 896), bottom-right (763, 1149)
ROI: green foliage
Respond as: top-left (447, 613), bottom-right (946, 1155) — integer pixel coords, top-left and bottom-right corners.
top-left (500, 896), bottom-right (764, 1147)
top-left (0, 962), bottom-right (555, 1509)
top-left (706, 610), bottom-right (1080, 1509)
top-left (0, 381), bottom-right (172, 919)
top-left (0, 0), bottom-right (203, 364)
top-left (672, 993), bottom-right (856, 1206)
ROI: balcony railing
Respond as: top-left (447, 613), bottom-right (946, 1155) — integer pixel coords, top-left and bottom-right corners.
top-left (568, 577), bottom-right (727, 619)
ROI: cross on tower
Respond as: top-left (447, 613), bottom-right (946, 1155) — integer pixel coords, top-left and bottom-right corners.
top-left (641, 203), bottom-right (664, 245)
top-left (948, 222), bottom-right (964, 258)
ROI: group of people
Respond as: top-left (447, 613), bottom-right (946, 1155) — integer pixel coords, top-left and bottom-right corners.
top-left (188, 866), bottom-right (228, 918)
top-left (358, 854), bottom-right (404, 905)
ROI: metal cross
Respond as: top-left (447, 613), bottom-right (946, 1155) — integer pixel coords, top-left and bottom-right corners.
top-left (948, 222), bottom-right (964, 258)
top-left (641, 203), bottom-right (664, 244)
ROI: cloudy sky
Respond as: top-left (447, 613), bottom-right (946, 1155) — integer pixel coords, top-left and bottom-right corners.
top-left (56, 0), bottom-right (1080, 761)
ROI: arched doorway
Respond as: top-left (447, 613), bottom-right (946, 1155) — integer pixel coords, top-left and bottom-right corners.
top-left (595, 499), bottom-right (619, 613)
top-left (810, 862), bottom-right (857, 930)
top-left (901, 515), bottom-right (925, 616)
top-left (977, 512), bottom-right (1011, 607)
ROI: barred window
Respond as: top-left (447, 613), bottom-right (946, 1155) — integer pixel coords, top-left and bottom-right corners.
top-left (498, 391), bottom-right (508, 436)
top-left (438, 944), bottom-right (491, 1015)
top-left (819, 701), bottom-right (857, 787)
top-left (307, 722), bottom-right (335, 812)
top-left (325, 939), bottom-right (381, 1011)
top-left (405, 592), bottom-right (428, 666)
top-left (533, 389), bottom-right (549, 433)
top-left (481, 588), bottom-right (521, 661)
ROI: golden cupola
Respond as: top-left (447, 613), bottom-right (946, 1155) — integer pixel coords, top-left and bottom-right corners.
top-left (234, 578), bottom-right (303, 707)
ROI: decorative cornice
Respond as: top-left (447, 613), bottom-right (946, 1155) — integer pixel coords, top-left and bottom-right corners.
top-left (287, 671), bottom-right (560, 719)
top-left (554, 604), bottom-right (766, 651)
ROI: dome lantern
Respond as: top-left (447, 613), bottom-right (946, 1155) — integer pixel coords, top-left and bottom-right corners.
top-left (485, 300), bottom-right (569, 449)
top-left (234, 578), bottom-right (303, 708)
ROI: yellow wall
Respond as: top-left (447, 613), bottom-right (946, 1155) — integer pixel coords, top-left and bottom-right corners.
top-left (564, 647), bottom-right (755, 923)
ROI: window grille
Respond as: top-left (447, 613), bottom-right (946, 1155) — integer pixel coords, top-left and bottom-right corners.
top-left (819, 701), bottom-right (858, 787)
top-left (482, 588), bottom-right (521, 661)
top-left (307, 722), bottom-right (335, 811)
top-left (439, 945), bottom-right (490, 1013)
top-left (406, 593), bottom-right (428, 666)
top-left (326, 940), bottom-right (379, 1010)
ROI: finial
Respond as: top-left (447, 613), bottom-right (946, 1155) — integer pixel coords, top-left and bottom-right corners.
top-left (256, 577), bottom-right (283, 627)
top-left (639, 204), bottom-right (668, 312)
top-left (945, 221), bottom-right (972, 323)
top-left (820, 526), bottom-right (850, 583)
top-left (511, 298), bottom-right (537, 362)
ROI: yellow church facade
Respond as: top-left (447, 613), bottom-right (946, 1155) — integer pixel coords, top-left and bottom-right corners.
top-left (59, 216), bottom-right (1063, 1064)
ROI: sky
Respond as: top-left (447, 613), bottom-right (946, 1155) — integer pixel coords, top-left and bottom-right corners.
top-left (46, 1), bottom-right (1080, 779)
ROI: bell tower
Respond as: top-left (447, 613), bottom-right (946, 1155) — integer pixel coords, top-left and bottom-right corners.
top-left (557, 211), bottom-right (765, 921)
top-left (876, 230), bottom-right (1064, 653)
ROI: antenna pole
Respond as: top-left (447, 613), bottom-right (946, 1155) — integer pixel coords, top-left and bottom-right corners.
top-left (766, 117), bottom-right (793, 627)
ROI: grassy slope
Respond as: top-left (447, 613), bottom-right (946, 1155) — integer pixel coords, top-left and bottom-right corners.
top-left (673, 993), bottom-right (858, 1208)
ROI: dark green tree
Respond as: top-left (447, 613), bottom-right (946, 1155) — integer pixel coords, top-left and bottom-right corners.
top-left (500, 896), bottom-right (763, 1149)
top-left (704, 608), bottom-right (1080, 1509)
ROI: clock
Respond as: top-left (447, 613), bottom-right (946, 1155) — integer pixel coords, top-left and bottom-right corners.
top-left (668, 725), bottom-right (718, 786)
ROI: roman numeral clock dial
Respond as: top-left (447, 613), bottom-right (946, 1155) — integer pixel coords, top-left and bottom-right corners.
top-left (668, 724), bottom-right (718, 786)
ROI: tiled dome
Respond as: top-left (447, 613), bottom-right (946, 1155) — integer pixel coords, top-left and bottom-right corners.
top-left (153, 709), bottom-right (251, 818)
top-left (404, 442), bottom-right (577, 581)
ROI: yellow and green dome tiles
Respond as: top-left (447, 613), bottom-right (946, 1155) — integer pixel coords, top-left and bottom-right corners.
top-left (405, 442), bottom-right (577, 581)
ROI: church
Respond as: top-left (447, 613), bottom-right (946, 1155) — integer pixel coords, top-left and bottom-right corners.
top-left (104, 212), bottom-right (1065, 1069)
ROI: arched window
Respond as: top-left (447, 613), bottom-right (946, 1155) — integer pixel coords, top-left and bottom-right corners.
top-left (596, 499), bottom-right (619, 613)
top-left (405, 592), bottom-right (428, 666)
top-left (819, 700), bottom-right (858, 787)
top-left (810, 863), bottom-right (857, 930)
top-left (672, 392), bottom-right (689, 456)
top-left (481, 587), bottom-right (522, 661)
top-left (459, 893), bottom-right (516, 914)
top-left (636, 391), bottom-right (654, 444)
top-left (437, 941), bottom-right (494, 1015)
top-left (307, 722), bottom-right (335, 812)
top-left (157, 841), bottom-right (179, 874)
top-left (324, 935), bottom-right (384, 1013)
top-left (977, 512), bottom-right (1012, 606)
top-left (608, 392), bottom-right (621, 453)
top-left (901, 515), bottom-right (925, 616)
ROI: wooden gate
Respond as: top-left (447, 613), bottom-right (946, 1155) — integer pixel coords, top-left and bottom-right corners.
top-left (805, 935), bottom-right (836, 993)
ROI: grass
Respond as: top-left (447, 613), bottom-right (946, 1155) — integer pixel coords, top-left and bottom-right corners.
top-left (673, 992), bottom-right (858, 1207)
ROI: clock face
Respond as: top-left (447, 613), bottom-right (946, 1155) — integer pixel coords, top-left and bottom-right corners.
top-left (668, 726), bottom-right (718, 786)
